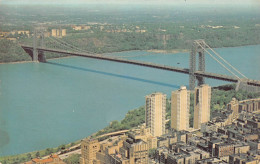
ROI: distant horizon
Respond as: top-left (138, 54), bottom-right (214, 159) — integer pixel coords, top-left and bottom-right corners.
top-left (1, 0), bottom-right (260, 6)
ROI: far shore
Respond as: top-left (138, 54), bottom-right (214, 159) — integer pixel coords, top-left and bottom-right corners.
top-left (0, 56), bottom-right (75, 65)
top-left (0, 60), bottom-right (33, 65)
top-left (0, 49), bottom-right (189, 64)
top-left (1, 44), bottom-right (259, 64)
top-left (147, 49), bottom-right (189, 54)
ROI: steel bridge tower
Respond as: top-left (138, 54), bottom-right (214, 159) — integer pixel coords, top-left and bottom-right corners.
top-left (33, 27), bottom-right (46, 62)
top-left (189, 39), bottom-right (206, 90)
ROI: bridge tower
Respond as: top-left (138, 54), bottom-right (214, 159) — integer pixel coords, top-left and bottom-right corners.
top-left (32, 27), bottom-right (46, 62)
top-left (189, 39), bottom-right (206, 90)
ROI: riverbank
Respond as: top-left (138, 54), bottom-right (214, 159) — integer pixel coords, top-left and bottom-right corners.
top-left (0, 56), bottom-right (76, 65)
top-left (0, 60), bottom-right (33, 65)
top-left (0, 140), bottom-right (81, 164)
top-left (0, 49), bottom-right (188, 64)
top-left (1, 43), bottom-right (259, 64)
top-left (1, 84), bottom-right (260, 164)
top-left (147, 49), bottom-right (189, 54)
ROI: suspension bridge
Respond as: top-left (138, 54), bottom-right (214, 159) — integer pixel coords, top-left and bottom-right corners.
top-left (20, 28), bottom-right (260, 92)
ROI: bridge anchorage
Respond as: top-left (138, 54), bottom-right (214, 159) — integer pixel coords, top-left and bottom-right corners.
top-left (20, 36), bottom-right (260, 92)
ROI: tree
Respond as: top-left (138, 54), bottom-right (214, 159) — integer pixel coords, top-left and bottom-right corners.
top-left (148, 148), bottom-right (156, 159)
top-left (35, 151), bottom-right (40, 158)
top-left (26, 153), bottom-right (32, 160)
top-left (45, 148), bottom-right (54, 155)
top-left (70, 142), bottom-right (75, 147)
top-left (13, 32), bottom-right (19, 38)
top-left (58, 144), bottom-right (66, 151)
top-left (64, 154), bottom-right (81, 164)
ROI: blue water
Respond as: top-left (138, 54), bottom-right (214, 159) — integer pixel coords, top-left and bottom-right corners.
top-left (0, 45), bottom-right (259, 156)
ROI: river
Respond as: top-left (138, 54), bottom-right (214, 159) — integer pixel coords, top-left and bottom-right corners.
top-left (0, 45), bottom-right (259, 156)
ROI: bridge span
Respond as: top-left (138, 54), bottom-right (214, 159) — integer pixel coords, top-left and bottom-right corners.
top-left (21, 45), bottom-right (260, 88)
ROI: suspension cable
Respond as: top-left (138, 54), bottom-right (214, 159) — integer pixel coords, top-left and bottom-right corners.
top-left (204, 42), bottom-right (247, 79)
top-left (50, 37), bottom-right (94, 54)
top-left (47, 37), bottom-right (81, 52)
top-left (46, 37), bottom-right (83, 53)
top-left (195, 41), bottom-right (241, 79)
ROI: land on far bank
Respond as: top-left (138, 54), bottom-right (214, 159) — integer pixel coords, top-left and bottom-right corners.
top-left (147, 49), bottom-right (189, 54)
top-left (1, 5), bottom-right (260, 63)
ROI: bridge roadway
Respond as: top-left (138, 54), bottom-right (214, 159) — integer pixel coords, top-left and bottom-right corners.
top-left (21, 45), bottom-right (260, 87)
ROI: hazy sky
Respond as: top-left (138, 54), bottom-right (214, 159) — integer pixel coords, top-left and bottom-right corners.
top-left (1, 0), bottom-right (260, 5)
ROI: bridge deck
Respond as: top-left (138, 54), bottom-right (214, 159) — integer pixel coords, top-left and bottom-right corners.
top-left (21, 45), bottom-right (260, 87)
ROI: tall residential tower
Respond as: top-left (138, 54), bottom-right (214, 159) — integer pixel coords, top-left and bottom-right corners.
top-left (145, 92), bottom-right (166, 137)
top-left (171, 86), bottom-right (190, 131)
top-left (193, 84), bottom-right (211, 129)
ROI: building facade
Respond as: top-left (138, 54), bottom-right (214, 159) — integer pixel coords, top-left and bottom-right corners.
top-left (171, 86), bottom-right (190, 131)
top-left (81, 139), bottom-right (100, 164)
top-left (23, 154), bottom-right (65, 164)
top-left (194, 84), bottom-right (211, 129)
top-left (145, 92), bottom-right (166, 137)
top-left (119, 138), bottom-right (149, 164)
top-left (227, 98), bottom-right (239, 119)
top-left (239, 98), bottom-right (260, 113)
top-left (51, 29), bottom-right (66, 37)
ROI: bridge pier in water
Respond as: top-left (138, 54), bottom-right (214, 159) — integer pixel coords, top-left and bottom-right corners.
top-left (189, 40), bottom-right (206, 90)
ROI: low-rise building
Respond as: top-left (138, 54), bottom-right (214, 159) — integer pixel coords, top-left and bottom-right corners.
top-left (23, 154), bottom-right (65, 164)
top-left (229, 153), bottom-right (260, 164)
top-left (234, 142), bottom-right (250, 154)
top-left (72, 25), bottom-right (91, 31)
top-left (239, 98), bottom-right (260, 113)
top-left (247, 116), bottom-right (260, 129)
top-left (196, 157), bottom-right (228, 164)
top-left (128, 126), bottom-right (157, 149)
top-left (215, 142), bottom-right (234, 158)
top-left (119, 138), bottom-right (149, 164)
top-left (10, 30), bottom-right (30, 36)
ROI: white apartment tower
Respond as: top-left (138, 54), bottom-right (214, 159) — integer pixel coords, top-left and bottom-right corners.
top-left (145, 92), bottom-right (166, 137)
top-left (194, 84), bottom-right (211, 129)
top-left (171, 86), bottom-right (190, 131)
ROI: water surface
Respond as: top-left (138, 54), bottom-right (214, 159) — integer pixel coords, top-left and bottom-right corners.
top-left (0, 45), bottom-right (259, 156)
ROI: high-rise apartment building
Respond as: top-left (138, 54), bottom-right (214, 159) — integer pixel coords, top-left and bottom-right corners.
top-left (171, 86), bottom-right (190, 131)
top-left (61, 29), bottom-right (66, 36)
top-left (194, 84), bottom-right (211, 129)
top-left (51, 29), bottom-right (66, 37)
top-left (145, 92), bottom-right (166, 137)
top-left (51, 29), bottom-right (57, 37)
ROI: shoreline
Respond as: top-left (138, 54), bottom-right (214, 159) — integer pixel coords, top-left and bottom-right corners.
top-left (0, 56), bottom-right (75, 65)
top-left (0, 49), bottom-right (187, 65)
top-left (0, 60), bottom-right (33, 65)
top-left (0, 84), bottom-right (259, 161)
top-left (147, 49), bottom-right (189, 54)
